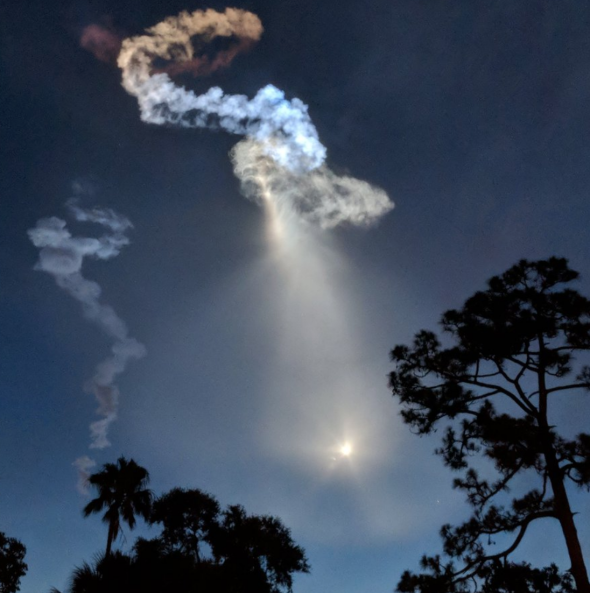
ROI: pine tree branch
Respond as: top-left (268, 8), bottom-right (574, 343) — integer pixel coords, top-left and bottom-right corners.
top-left (544, 383), bottom-right (590, 396)
top-left (452, 510), bottom-right (557, 583)
top-left (491, 358), bottom-right (538, 416)
top-left (478, 464), bottom-right (524, 509)
top-left (459, 376), bottom-right (533, 415)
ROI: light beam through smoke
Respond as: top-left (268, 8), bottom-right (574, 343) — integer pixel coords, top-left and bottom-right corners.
top-left (28, 197), bottom-right (146, 483)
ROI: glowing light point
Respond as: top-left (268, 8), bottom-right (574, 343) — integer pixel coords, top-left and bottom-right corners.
top-left (340, 442), bottom-right (352, 457)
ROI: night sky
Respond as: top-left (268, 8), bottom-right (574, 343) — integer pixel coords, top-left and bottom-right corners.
top-left (2, 1), bottom-right (590, 591)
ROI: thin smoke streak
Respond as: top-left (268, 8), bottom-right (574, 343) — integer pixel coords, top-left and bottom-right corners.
top-left (28, 196), bottom-right (145, 488)
top-left (73, 456), bottom-right (96, 495)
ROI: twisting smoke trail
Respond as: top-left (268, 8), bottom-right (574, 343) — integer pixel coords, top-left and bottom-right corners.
top-left (28, 199), bottom-right (146, 462)
top-left (117, 8), bottom-right (324, 173)
top-left (116, 8), bottom-right (393, 224)
top-left (113, 6), bottom-right (393, 474)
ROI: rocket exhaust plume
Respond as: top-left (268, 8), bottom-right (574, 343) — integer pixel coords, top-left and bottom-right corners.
top-left (117, 8), bottom-right (323, 172)
top-left (116, 8), bottom-right (393, 225)
top-left (108, 9), bottom-right (398, 536)
top-left (28, 195), bottom-right (146, 485)
top-left (115, 6), bottom-right (392, 473)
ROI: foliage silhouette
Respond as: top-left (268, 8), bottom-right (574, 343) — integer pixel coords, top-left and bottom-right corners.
top-left (389, 258), bottom-right (590, 592)
top-left (150, 487), bottom-right (220, 562)
top-left (57, 481), bottom-right (309, 592)
top-left (396, 559), bottom-right (576, 593)
top-left (83, 457), bottom-right (152, 556)
top-left (0, 531), bottom-right (27, 593)
top-left (207, 503), bottom-right (310, 593)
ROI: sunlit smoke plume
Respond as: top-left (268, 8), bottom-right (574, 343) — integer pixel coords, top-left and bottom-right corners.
top-left (28, 198), bottom-right (146, 455)
top-left (116, 7), bottom-right (392, 222)
top-left (117, 8), bottom-right (327, 173)
top-left (81, 24), bottom-right (122, 63)
top-left (232, 138), bottom-right (392, 229)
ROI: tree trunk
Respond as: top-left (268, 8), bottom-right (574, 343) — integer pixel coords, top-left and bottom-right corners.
top-left (106, 522), bottom-right (115, 557)
top-left (545, 446), bottom-right (590, 593)
top-left (538, 338), bottom-right (590, 593)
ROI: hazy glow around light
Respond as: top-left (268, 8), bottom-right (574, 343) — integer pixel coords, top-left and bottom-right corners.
top-left (340, 442), bottom-right (352, 457)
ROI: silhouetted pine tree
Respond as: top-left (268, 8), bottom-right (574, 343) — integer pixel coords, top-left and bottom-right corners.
top-left (389, 258), bottom-right (590, 592)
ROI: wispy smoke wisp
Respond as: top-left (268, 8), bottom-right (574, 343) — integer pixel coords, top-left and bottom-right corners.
top-left (81, 24), bottom-right (122, 63)
top-left (73, 455), bottom-right (96, 495)
top-left (28, 200), bottom-right (146, 453)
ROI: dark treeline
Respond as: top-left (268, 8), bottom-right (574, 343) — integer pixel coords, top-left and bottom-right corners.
top-left (0, 531), bottom-right (27, 593)
top-left (49, 457), bottom-right (309, 593)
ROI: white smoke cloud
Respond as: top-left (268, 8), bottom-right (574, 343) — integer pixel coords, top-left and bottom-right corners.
top-left (231, 138), bottom-right (393, 229)
top-left (28, 199), bottom-right (146, 454)
top-left (116, 8), bottom-right (393, 226)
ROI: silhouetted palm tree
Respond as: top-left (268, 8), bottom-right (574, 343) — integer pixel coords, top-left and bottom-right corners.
top-left (83, 457), bottom-right (152, 556)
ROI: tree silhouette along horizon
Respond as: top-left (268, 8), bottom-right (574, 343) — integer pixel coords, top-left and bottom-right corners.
top-left (53, 470), bottom-right (309, 593)
top-left (0, 531), bottom-right (27, 593)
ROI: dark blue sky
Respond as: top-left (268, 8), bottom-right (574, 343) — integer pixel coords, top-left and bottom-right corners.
top-left (1, 1), bottom-right (590, 591)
